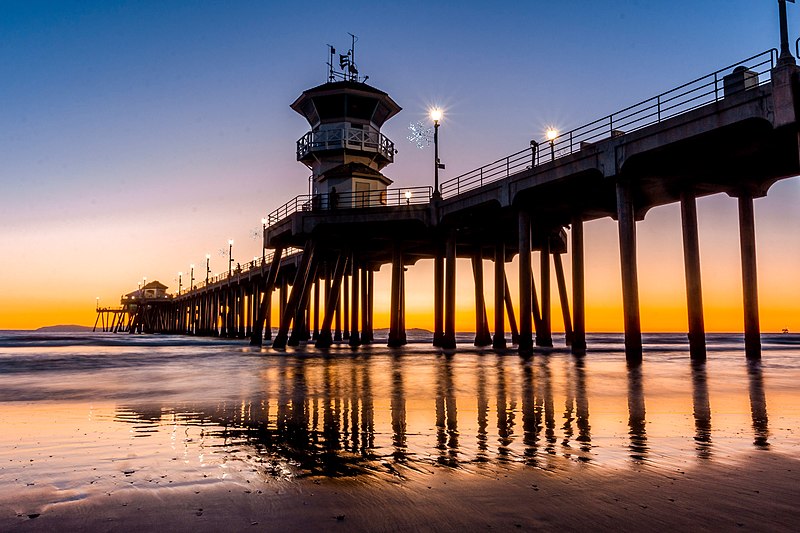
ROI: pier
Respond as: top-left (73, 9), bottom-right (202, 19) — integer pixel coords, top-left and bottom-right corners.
top-left (115, 29), bottom-right (800, 362)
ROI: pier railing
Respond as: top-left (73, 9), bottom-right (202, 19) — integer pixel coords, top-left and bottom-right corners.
top-left (267, 186), bottom-right (433, 226)
top-left (440, 49), bottom-right (778, 197)
top-left (296, 126), bottom-right (395, 163)
top-left (182, 246), bottom-right (303, 294)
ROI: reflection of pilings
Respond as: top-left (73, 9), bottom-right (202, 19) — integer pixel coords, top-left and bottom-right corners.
top-left (496, 359), bottom-right (516, 461)
top-left (574, 358), bottom-right (591, 454)
top-left (476, 357), bottom-right (489, 460)
top-left (521, 360), bottom-right (539, 465)
top-left (537, 358), bottom-right (556, 454)
top-left (747, 360), bottom-right (769, 449)
top-left (627, 363), bottom-right (647, 461)
top-left (391, 357), bottom-right (407, 462)
top-left (493, 243), bottom-right (506, 349)
top-left (435, 356), bottom-right (459, 466)
top-left (738, 193), bottom-right (761, 359)
top-left (691, 361), bottom-right (712, 459)
top-left (471, 253), bottom-right (492, 347)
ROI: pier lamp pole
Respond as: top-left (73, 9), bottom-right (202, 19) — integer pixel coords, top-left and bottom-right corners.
top-left (178, 272), bottom-right (182, 295)
top-left (261, 218), bottom-right (268, 262)
top-left (228, 239), bottom-right (234, 276)
top-left (431, 108), bottom-right (443, 199)
top-left (190, 265), bottom-right (195, 290)
top-left (546, 128), bottom-right (558, 161)
top-left (206, 254), bottom-right (211, 285)
top-left (778, 0), bottom-right (797, 65)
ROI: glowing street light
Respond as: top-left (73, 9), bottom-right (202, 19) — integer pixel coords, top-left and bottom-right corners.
top-left (261, 218), bottom-right (268, 261)
top-left (546, 128), bottom-right (558, 161)
top-left (228, 239), bottom-right (234, 276)
top-left (430, 108), bottom-right (445, 199)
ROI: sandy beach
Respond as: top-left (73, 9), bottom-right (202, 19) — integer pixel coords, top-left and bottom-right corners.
top-left (4, 451), bottom-right (798, 531)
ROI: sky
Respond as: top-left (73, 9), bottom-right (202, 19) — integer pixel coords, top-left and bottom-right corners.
top-left (1, 1), bottom-right (799, 332)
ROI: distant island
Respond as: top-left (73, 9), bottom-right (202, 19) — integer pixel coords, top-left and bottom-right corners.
top-left (35, 325), bottom-right (94, 333)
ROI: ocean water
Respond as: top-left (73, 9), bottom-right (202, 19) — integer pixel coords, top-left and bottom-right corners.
top-left (0, 330), bottom-right (798, 515)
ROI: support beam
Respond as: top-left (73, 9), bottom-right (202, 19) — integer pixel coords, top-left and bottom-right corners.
top-left (443, 236), bottom-right (457, 349)
top-left (738, 193), bottom-right (761, 359)
top-left (316, 254), bottom-right (348, 349)
top-left (471, 252), bottom-right (492, 346)
top-left (349, 256), bottom-right (361, 347)
top-left (493, 243), bottom-right (506, 349)
top-left (553, 253), bottom-right (574, 347)
top-left (433, 244), bottom-right (445, 346)
top-left (571, 216), bottom-right (587, 354)
top-left (536, 238), bottom-right (553, 347)
top-left (503, 275), bottom-right (519, 345)
top-left (250, 245), bottom-right (283, 346)
top-left (388, 248), bottom-right (407, 347)
top-left (616, 179), bottom-right (643, 363)
top-left (518, 211), bottom-right (533, 354)
top-left (361, 266), bottom-right (371, 344)
top-left (272, 242), bottom-right (314, 350)
top-left (680, 190), bottom-right (706, 360)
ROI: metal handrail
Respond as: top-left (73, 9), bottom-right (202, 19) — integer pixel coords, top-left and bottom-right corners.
top-left (266, 186), bottom-right (433, 226)
top-left (180, 247), bottom-right (304, 295)
top-left (441, 49), bottom-right (778, 197)
top-left (297, 126), bottom-right (395, 162)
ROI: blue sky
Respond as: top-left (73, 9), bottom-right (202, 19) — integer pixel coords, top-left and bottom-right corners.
top-left (1, 1), bottom-right (798, 329)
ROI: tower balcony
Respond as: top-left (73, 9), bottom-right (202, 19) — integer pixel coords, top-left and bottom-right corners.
top-left (296, 126), bottom-right (395, 164)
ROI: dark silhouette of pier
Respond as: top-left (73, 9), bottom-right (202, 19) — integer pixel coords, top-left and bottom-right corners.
top-left (116, 8), bottom-right (800, 363)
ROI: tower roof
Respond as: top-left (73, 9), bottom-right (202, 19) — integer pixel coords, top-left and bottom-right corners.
top-left (291, 80), bottom-right (401, 128)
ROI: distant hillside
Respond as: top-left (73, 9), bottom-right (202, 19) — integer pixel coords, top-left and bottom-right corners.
top-left (35, 325), bottom-right (94, 333)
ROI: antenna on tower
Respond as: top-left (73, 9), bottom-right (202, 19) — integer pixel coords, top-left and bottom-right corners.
top-left (325, 34), bottom-right (367, 83)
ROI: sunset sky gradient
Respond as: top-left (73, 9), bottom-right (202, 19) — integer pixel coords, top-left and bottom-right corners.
top-left (2, 1), bottom-right (799, 332)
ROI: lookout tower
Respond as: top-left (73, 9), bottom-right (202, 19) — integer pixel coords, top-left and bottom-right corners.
top-left (291, 37), bottom-right (401, 208)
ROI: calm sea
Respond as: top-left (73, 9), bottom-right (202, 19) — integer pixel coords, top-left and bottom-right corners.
top-left (1, 330), bottom-right (798, 505)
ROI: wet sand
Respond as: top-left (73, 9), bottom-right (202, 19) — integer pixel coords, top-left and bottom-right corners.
top-left (2, 332), bottom-right (800, 531)
top-left (4, 452), bottom-right (798, 531)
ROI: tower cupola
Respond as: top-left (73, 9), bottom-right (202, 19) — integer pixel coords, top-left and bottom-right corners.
top-left (291, 37), bottom-right (401, 208)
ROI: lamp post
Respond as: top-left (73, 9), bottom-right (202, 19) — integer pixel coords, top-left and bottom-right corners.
top-left (206, 253), bottom-right (211, 285)
top-left (228, 239), bottom-right (234, 276)
top-left (190, 264), bottom-right (195, 290)
top-left (431, 108), bottom-right (443, 199)
top-left (261, 218), bottom-right (268, 262)
top-left (546, 128), bottom-right (558, 161)
top-left (778, 0), bottom-right (796, 65)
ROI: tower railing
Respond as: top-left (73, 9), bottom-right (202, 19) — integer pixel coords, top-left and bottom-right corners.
top-left (296, 126), bottom-right (395, 162)
top-left (267, 186), bottom-right (433, 226)
top-left (440, 49), bottom-right (778, 197)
